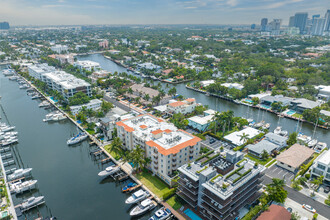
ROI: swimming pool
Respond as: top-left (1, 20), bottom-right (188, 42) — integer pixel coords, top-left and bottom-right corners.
top-left (244, 99), bottom-right (253, 103)
top-left (184, 209), bottom-right (202, 220)
top-left (260, 104), bottom-right (271, 109)
top-left (286, 110), bottom-right (296, 115)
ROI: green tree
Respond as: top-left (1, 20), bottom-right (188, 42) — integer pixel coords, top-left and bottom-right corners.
top-left (287, 132), bottom-right (297, 146)
top-left (266, 178), bottom-right (288, 203)
top-left (261, 150), bottom-right (269, 160)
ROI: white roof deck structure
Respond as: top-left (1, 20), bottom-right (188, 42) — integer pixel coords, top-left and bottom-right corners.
top-left (224, 127), bottom-right (261, 146)
top-left (44, 71), bottom-right (91, 90)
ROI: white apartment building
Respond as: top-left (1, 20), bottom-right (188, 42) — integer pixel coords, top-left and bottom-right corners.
top-left (116, 114), bottom-right (201, 185)
top-left (70, 99), bottom-right (102, 115)
top-left (51, 45), bottom-right (68, 54)
top-left (27, 63), bottom-right (56, 80)
top-left (43, 71), bottom-right (91, 101)
top-left (74, 60), bottom-right (101, 72)
top-left (311, 150), bottom-right (330, 185)
top-left (167, 98), bottom-right (197, 114)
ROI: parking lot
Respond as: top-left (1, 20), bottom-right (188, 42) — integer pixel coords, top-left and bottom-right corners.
top-left (265, 164), bottom-right (295, 186)
top-left (201, 135), bottom-right (233, 150)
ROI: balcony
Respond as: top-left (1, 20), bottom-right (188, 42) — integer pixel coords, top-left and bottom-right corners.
top-left (154, 155), bottom-right (158, 160)
top-left (154, 166), bottom-right (158, 170)
top-left (177, 191), bottom-right (198, 208)
top-left (202, 189), bottom-right (231, 207)
top-left (189, 150), bottom-right (194, 154)
top-left (154, 161), bottom-right (158, 165)
top-left (178, 183), bottom-right (198, 195)
top-left (201, 202), bottom-right (224, 220)
top-left (172, 159), bottom-right (177, 162)
top-left (173, 164), bottom-right (176, 167)
top-left (178, 187), bottom-right (198, 201)
top-left (153, 149), bottom-right (158, 154)
top-left (178, 174), bottom-right (199, 188)
top-left (190, 145), bottom-right (194, 149)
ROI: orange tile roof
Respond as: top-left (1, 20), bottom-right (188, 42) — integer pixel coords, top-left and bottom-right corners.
top-left (163, 129), bottom-right (172, 133)
top-left (168, 101), bottom-right (186, 107)
top-left (140, 125), bottom-right (148, 129)
top-left (151, 129), bottom-right (163, 135)
top-left (116, 121), bottom-right (134, 132)
top-left (257, 204), bottom-right (290, 220)
top-left (185, 98), bottom-right (195, 102)
top-left (146, 134), bottom-right (201, 156)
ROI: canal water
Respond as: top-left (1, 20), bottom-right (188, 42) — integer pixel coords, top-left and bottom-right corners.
top-left (0, 65), bottom-right (155, 219)
top-left (78, 53), bottom-right (330, 144)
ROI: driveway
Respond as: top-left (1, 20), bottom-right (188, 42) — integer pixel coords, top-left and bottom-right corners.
top-left (265, 164), bottom-right (295, 186)
top-left (201, 135), bottom-right (232, 150)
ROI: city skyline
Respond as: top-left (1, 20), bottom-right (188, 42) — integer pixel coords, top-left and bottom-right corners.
top-left (0, 0), bottom-right (328, 26)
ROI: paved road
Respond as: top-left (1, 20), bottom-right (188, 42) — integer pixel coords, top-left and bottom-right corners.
top-left (103, 95), bottom-right (131, 112)
top-left (262, 175), bottom-right (330, 219)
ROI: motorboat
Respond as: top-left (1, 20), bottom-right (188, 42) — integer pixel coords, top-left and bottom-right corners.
top-left (274, 126), bottom-right (281, 135)
top-left (19, 84), bottom-right (29, 89)
top-left (122, 182), bottom-right (137, 192)
top-left (31, 94), bottom-right (41, 100)
top-left (262, 123), bottom-right (270, 130)
top-left (39, 101), bottom-right (49, 108)
top-left (9, 76), bottom-right (19, 81)
top-left (98, 165), bottom-right (120, 177)
top-left (1, 139), bottom-right (18, 146)
top-left (297, 133), bottom-right (312, 144)
top-left (314, 142), bottom-right (327, 152)
top-left (130, 199), bottom-right (157, 217)
top-left (21, 196), bottom-right (45, 211)
top-left (279, 130), bottom-right (288, 137)
top-left (2, 69), bottom-right (15, 76)
top-left (125, 189), bottom-right (150, 204)
top-left (149, 207), bottom-right (171, 220)
top-left (0, 126), bottom-right (15, 132)
top-left (10, 180), bottom-right (38, 194)
top-left (7, 168), bottom-right (33, 181)
top-left (308, 139), bottom-right (318, 148)
top-left (67, 132), bottom-right (88, 145)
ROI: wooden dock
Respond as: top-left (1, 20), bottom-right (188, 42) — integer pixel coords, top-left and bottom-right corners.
top-left (100, 157), bottom-right (111, 164)
top-left (128, 184), bottom-right (141, 192)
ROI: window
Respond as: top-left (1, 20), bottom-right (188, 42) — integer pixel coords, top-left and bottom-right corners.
top-left (168, 166), bottom-right (170, 169)
top-left (317, 164), bottom-right (326, 170)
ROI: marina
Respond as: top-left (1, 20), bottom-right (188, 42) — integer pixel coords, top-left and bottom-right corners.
top-left (0, 65), bottom-right (164, 219)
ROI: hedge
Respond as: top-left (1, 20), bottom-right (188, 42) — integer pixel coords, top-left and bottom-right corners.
top-left (201, 153), bottom-right (220, 165)
top-left (233, 169), bottom-right (252, 184)
top-left (226, 166), bottom-right (244, 179)
top-left (195, 150), bottom-right (215, 162)
top-left (162, 188), bottom-right (177, 200)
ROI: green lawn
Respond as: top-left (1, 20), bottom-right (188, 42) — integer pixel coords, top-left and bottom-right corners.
top-left (245, 154), bottom-right (272, 165)
top-left (104, 145), bottom-right (122, 160)
top-left (86, 129), bottom-right (95, 135)
top-left (135, 169), bottom-right (172, 199)
top-left (292, 113), bottom-right (303, 119)
top-left (166, 195), bottom-right (185, 210)
top-left (265, 159), bottom-right (277, 167)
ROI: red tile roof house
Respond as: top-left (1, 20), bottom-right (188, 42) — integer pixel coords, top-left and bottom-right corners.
top-left (257, 204), bottom-right (291, 220)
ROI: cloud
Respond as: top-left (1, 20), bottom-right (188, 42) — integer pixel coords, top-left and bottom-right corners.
top-left (227, 0), bottom-right (238, 7)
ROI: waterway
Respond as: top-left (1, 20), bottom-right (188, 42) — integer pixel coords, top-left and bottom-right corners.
top-left (0, 65), bottom-right (155, 219)
top-left (78, 53), bottom-right (330, 144)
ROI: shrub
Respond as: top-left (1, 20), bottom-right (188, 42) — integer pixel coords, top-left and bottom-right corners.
top-left (305, 173), bottom-right (310, 179)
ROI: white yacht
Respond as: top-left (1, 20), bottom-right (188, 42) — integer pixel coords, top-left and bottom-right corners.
top-left (130, 199), bottom-right (157, 217)
top-left (297, 133), bottom-right (312, 144)
top-left (98, 165), bottom-right (120, 177)
top-left (314, 142), bottom-right (327, 152)
top-left (39, 101), bottom-right (49, 108)
top-left (10, 180), bottom-right (38, 194)
top-left (149, 208), bottom-right (172, 220)
top-left (274, 126), bottom-right (281, 135)
top-left (125, 189), bottom-right (149, 204)
top-left (308, 139), bottom-right (318, 148)
top-left (67, 132), bottom-right (88, 145)
top-left (7, 168), bottom-right (33, 181)
top-left (21, 196), bottom-right (45, 211)
top-left (0, 126), bottom-right (15, 132)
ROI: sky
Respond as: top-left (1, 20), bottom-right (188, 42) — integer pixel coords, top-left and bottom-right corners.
top-left (0, 0), bottom-right (329, 26)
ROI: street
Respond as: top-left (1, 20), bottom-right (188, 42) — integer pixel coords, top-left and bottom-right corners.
top-left (262, 175), bottom-right (330, 219)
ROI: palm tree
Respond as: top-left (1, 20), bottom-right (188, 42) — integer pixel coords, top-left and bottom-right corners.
top-left (211, 111), bottom-right (222, 134)
top-left (239, 132), bottom-right (250, 144)
top-left (130, 145), bottom-right (146, 172)
top-left (110, 137), bottom-right (123, 157)
top-left (128, 87), bottom-right (133, 96)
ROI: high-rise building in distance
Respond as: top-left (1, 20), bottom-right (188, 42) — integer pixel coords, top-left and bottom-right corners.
top-left (294, 12), bottom-right (308, 34)
top-left (0, 22), bottom-right (10, 30)
top-left (289, 16), bottom-right (295, 27)
top-left (324, 9), bottom-right (330, 31)
top-left (311, 18), bottom-right (325, 36)
top-left (260, 18), bottom-right (268, 31)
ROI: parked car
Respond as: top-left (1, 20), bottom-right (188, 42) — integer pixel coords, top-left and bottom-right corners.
top-left (302, 204), bottom-right (316, 213)
top-left (286, 207), bottom-right (292, 213)
top-left (324, 186), bottom-right (330, 193)
top-left (209, 138), bottom-right (216, 144)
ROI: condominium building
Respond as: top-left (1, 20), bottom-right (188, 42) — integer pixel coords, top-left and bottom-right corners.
top-left (177, 152), bottom-right (265, 220)
top-left (167, 98), bottom-right (197, 115)
top-left (74, 60), bottom-right (101, 72)
top-left (28, 63), bottom-right (56, 80)
top-left (116, 114), bottom-right (202, 185)
top-left (43, 71), bottom-right (91, 101)
top-left (311, 150), bottom-right (330, 185)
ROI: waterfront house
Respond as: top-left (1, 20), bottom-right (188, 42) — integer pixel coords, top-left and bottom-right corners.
top-left (116, 114), bottom-right (201, 185)
top-left (200, 80), bottom-right (215, 88)
top-left (315, 85), bottom-right (330, 101)
top-left (70, 99), bottom-right (102, 115)
top-left (289, 98), bottom-right (321, 114)
top-left (224, 127), bottom-right (261, 146)
top-left (188, 109), bottom-right (216, 132)
top-left (311, 150), bottom-right (330, 185)
top-left (221, 83), bottom-right (244, 91)
top-left (99, 115), bottom-right (120, 140)
top-left (276, 144), bottom-right (314, 172)
top-left (127, 84), bottom-right (171, 106)
top-left (260, 95), bottom-right (293, 107)
top-left (177, 153), bottom-right (265, 220)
